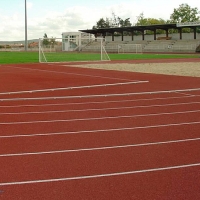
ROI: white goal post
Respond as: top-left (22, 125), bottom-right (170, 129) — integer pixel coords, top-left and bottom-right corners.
top-left (39, 37), bottom-right (110, 63)
top-left (118, 44), bottom-right (143, 54)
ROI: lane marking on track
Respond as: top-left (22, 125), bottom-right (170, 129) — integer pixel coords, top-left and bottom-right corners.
top-left (1, 94), bottom-right (200, 108)
top-left (1, 88), bottom-right (200, 101)
top-left (0, 121), bottom-right (200, 138)
top-left (2, 65), bottom-right (134, 81)
top-left (0, 163), bottom-right (199, 186)
top-left (0, 137), bottom-right (200, 157)
top-left (174, 91), bottom-right (195, 97)
top-left (0, 81), bottom-right (149, 95)
top-left (1, 101), bottom-right (200, 115)
top-left (0, 109), bottom-right (200, 125)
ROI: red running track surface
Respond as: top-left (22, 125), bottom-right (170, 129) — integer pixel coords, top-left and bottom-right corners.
top-left (0, 59), bottom-right (200, 199)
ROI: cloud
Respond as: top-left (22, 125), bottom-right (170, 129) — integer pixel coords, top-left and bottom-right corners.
top-left (0, 1), bottom-right (198, 41)
top-left (27, 2), bottom-right (33, 9)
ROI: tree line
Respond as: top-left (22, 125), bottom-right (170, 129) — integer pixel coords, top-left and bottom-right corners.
top-left (92, 3), bottom-right (200, 34)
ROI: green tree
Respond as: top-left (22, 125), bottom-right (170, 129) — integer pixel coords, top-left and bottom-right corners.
top-left (43, 33), bottom-right (50, 46)
top-left (118, 17), bottom-right (132, 27)
top-left (136, 13), bottom-right (166, 26)
top-left (93, 18), bottom-right (110, 29)
top-left (170, 3), bottom-right (200, 23)
top-left (136, 13), bottom-right (166, 34)
top-left (93, 12), bottom-right (133, 29)
top-left (49, 37), bottom-right (56, 47)
top-left (135, 13), bottom-right (148, 25)
top-left (170, 4), bottom-right (200, 33)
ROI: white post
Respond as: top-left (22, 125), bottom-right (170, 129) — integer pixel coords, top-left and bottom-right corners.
top-left (101, 38), bottom-right (103, 60)
top-left (25, 0), bottom-right (28, 51)
top-left (39, 38), bottom-right (41, 62)
top-left (78, 34), bottom-right (81, 52)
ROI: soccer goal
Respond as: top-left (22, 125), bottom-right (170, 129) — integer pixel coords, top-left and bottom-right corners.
top-left (118, 44), bottom-right (143, 54)
top-left (39, 37), bottom-right (110, 63)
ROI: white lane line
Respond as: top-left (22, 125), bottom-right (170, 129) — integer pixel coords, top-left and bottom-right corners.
top-left (0, 109), bottom-right (200, 125)
top-left (1, 121), bottom-right (200, 138)
top-left (1, 94), bottom-right (200, 108)
top-left (0, 137), bottom-right (200, 157)
top-left (3, 65), bottom-right (134, 81)
top-left (1, 87), bottom-right (200, 101)
top-left (1, 101), bottom-right (200, 115)
top-left (0, 81), bottom-right (148, 95)
top-left (175, 91), bottom-right (195, 97)
top-left (0, 163), bottom-right (199, 186)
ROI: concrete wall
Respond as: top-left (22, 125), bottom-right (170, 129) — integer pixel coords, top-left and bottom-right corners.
top-left (105, 33), bottom-right (200, 42)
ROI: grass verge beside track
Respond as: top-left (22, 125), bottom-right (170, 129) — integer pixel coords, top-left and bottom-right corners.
top-left (0, 51), bottom-right (199, 64)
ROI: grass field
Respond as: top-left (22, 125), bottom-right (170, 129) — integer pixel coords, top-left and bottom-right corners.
top-left (0, 51), bottom-right (199, 64)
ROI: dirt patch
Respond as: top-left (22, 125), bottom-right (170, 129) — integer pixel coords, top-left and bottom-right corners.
top-left (75, 62), bottom-right (200, 77)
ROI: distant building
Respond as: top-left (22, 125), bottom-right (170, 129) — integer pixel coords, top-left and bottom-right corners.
top-left (62, 32), bottom-right (94, 51)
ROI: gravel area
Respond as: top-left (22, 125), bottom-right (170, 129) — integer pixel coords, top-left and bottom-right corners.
top-left (77, 62), bottom-right (200, 77)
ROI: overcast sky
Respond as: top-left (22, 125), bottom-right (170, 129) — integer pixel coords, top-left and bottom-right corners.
top-left (0, 0), bottom-right (199, 41)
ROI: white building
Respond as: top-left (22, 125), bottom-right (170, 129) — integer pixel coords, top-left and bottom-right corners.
top-left (62, 32), bottom-right (94, 51)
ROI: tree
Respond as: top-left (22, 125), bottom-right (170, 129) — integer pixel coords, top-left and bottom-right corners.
top-left (170, 4), bottom-right (200, 33)
top-left (136, 13), bottom-right (166, 34)
top-left (93, 18), bottom-right (110, 29)
top-left (170, 3), bottom-right (200, 23)
top-left (49, 37), bottom-right (56, 47)
top-left (136, 13), bottom-right (166, 26)
top-left (135, 13), bottom-right (148, 26)
top-left (93, 12), bottom-right (133, 29)
top-left (44, 33), bottom-right (48, 38)
top-left (118, 17), bottom-right (132, 27)
top-left (42, 34), bottom-right (56, 46)
top-left (43, 33), bottom-right (50, 46)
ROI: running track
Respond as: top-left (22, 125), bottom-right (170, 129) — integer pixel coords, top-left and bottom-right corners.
top-left (0, 59), bottom-right (200, 199)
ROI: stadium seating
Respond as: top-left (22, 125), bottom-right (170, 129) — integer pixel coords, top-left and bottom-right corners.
top-left (106, 39), bottom-right (200, 53)
top-left (78, 38), bottom-right (200, 53)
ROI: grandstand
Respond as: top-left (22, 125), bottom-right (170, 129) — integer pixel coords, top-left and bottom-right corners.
top-left (171, 39), bottom-right (200, 52)
top-left (81, 38), bottom-right (200, 53)
top-left (80, 22), bottom-right (200, 53)
top-left (142, 39), bottom-right (200, 53)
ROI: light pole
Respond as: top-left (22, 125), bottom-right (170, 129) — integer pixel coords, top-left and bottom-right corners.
top-left (25, 0), bottom-right (28, 51)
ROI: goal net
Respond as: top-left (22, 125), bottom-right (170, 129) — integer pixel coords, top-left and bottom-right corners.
top-left (118, 44), bottom-right (143, 54)
top-left (39, 37), bottom-right (110, 63)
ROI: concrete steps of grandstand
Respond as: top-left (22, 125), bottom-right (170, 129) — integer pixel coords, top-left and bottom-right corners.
top-left (80, 39), bottom-right (200, 53)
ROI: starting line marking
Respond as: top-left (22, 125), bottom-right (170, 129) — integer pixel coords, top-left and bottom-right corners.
top-left (0, 137), bottom-right (199, 157)
top-left (0, 163), bottom-right (199, 186)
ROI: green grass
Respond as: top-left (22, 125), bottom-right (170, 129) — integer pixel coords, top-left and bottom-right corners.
top-left (0, 51), bottom-right (198, 64)
top-left (0, 51), bottom-right (39, 64)
top-left (41, 52), bottom-right (104, 62)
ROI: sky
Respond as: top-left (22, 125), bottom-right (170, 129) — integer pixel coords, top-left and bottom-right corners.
top-left (0, 0), bottom-right (199, 41)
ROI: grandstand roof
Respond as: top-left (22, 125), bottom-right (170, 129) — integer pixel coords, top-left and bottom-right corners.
top-left (80, 24), bottom-right (176, 34)
top-left (79, 23), bottom-right (199, 37)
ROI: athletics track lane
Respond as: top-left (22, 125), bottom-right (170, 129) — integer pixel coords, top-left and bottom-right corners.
top-left (0, 63), bottom-right (200, 98)
top-left (0, 62), bottom-right (200, 199)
